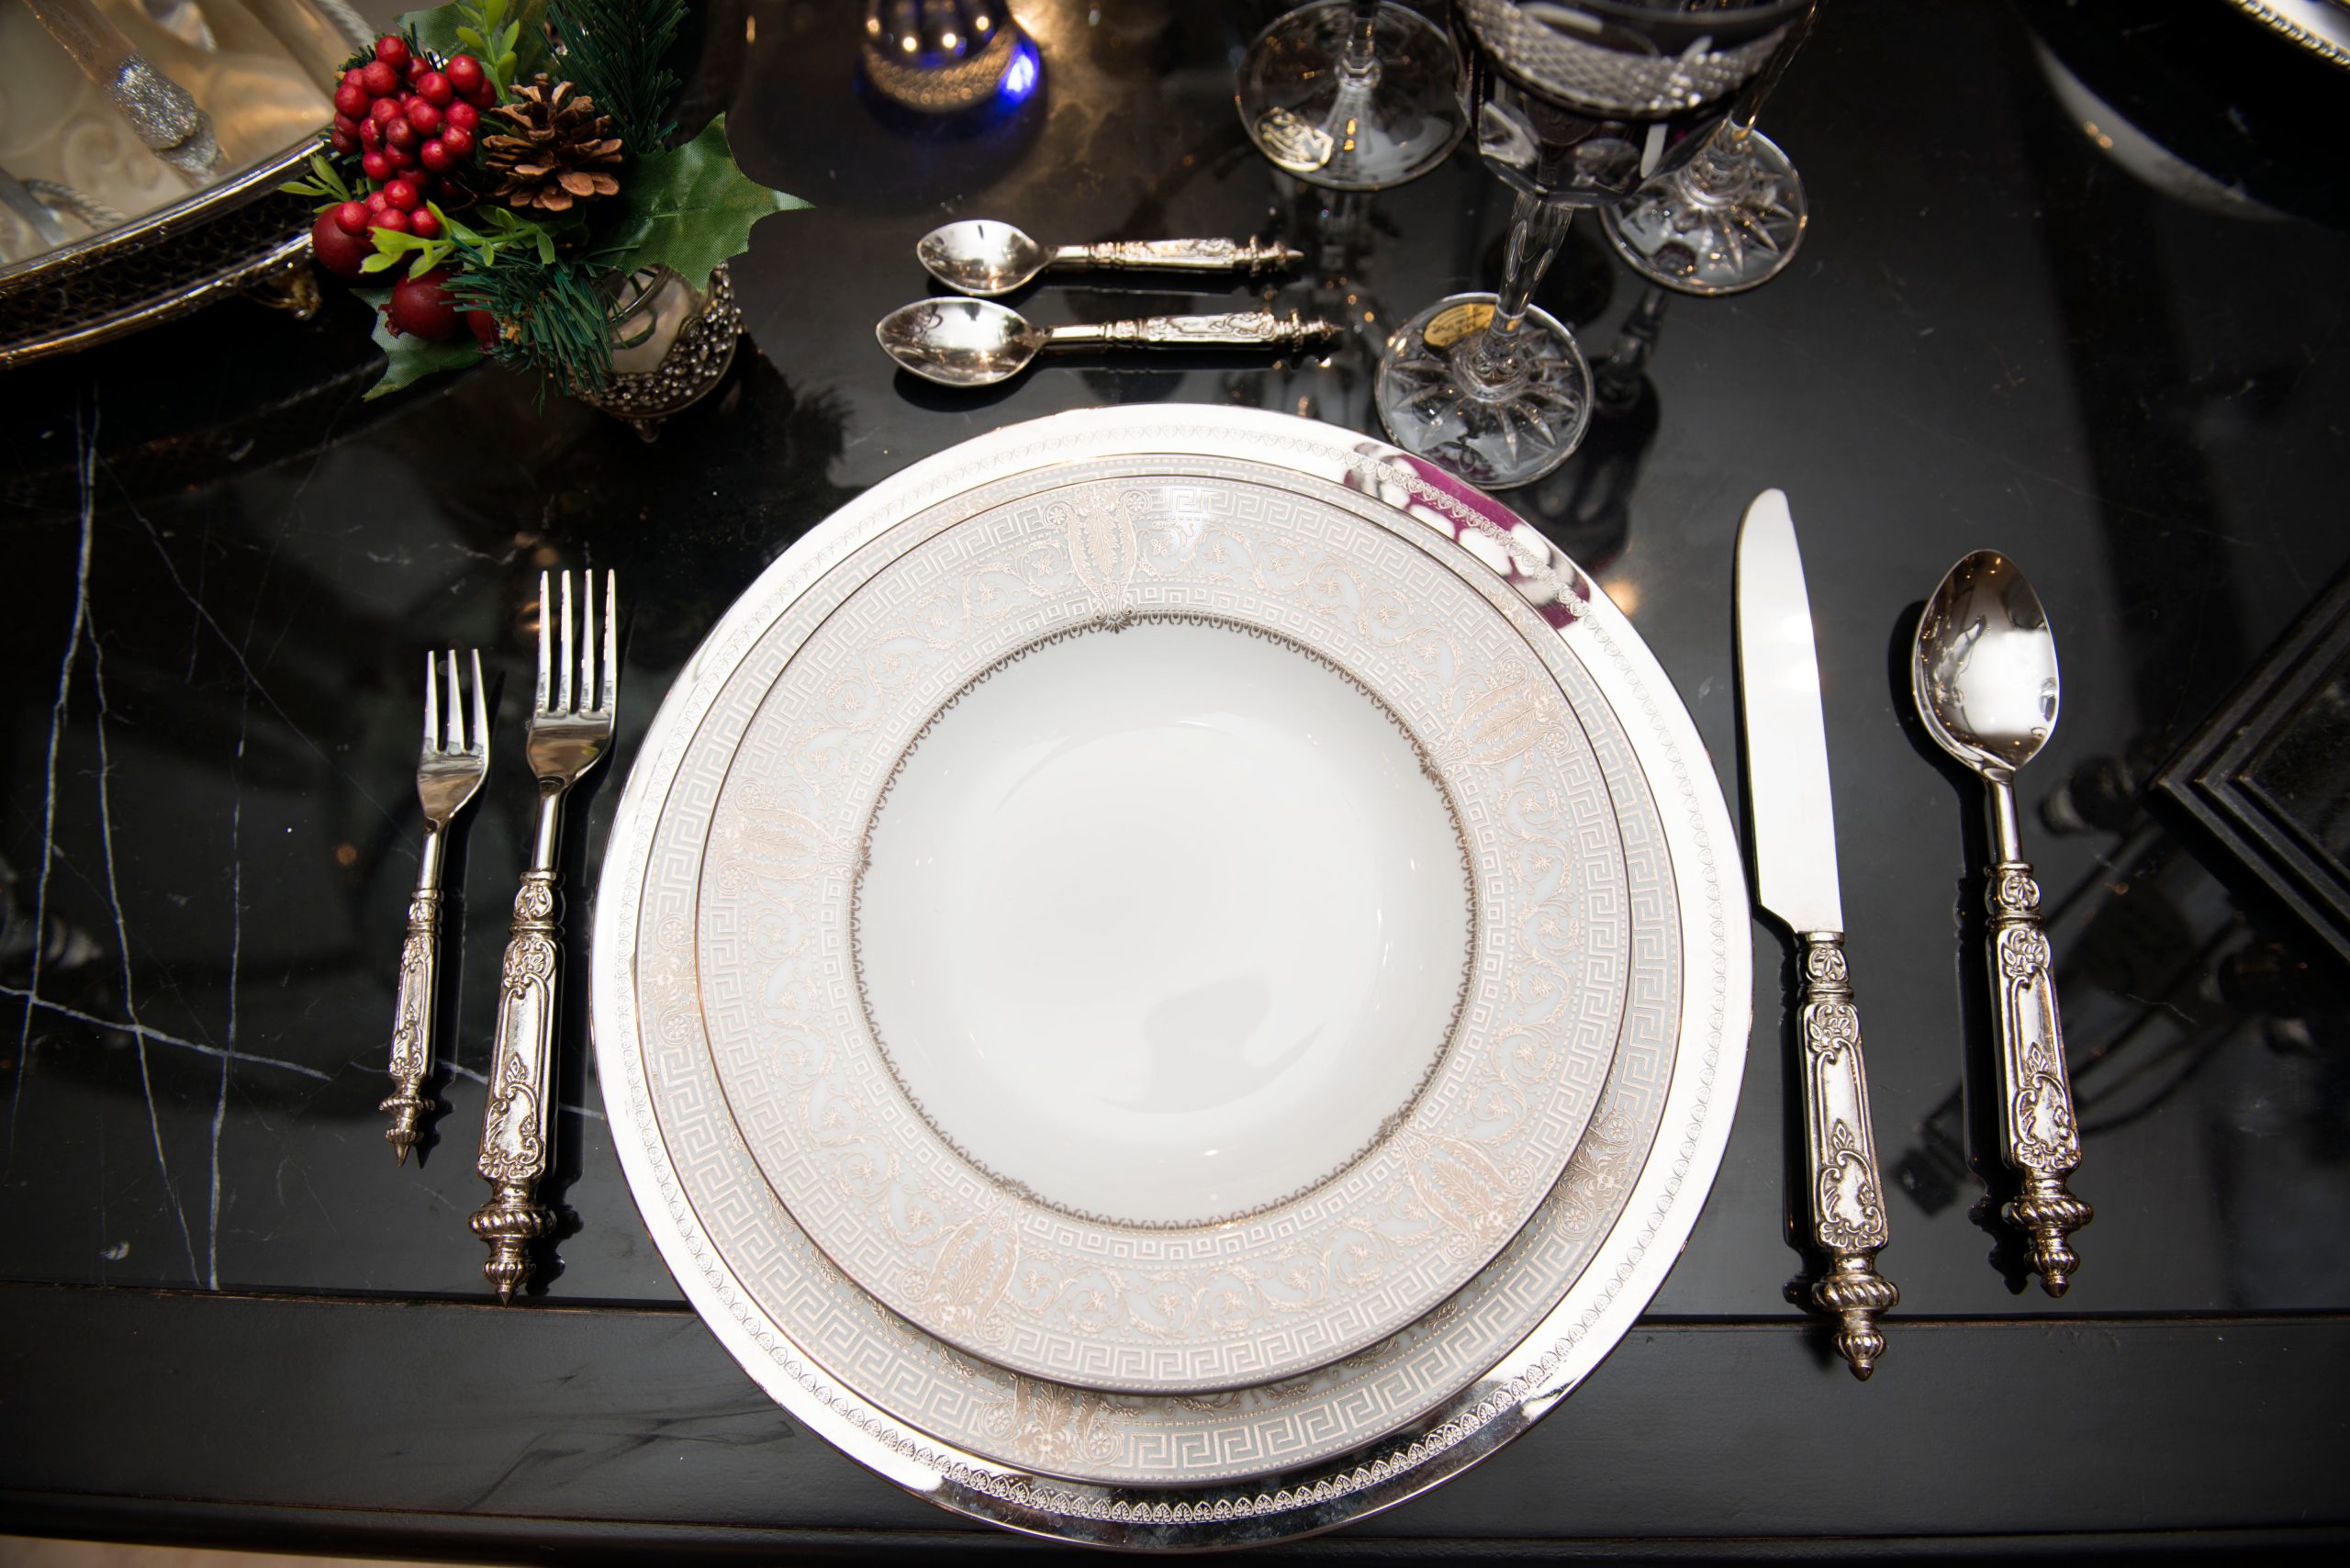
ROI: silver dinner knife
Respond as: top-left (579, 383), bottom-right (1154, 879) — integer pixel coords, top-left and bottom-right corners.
top-left (1735, 488), bottom-right (1898, 1379)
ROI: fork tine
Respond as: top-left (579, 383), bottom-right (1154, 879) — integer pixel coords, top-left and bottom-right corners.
top-left (535, 570), bottom-right (553, 713)
top-left (600, 569), bottom-right (618, 712)
top-left (444, 650), bottom-right (464, 751)
top-left (579, 568), bottom-right (596, 716)
top-left (469, 650), bottom-right (489, 758)
top-left (424, 650), bottom-right (439, 751)
top-left (559, 571), bottom-right (576, 714)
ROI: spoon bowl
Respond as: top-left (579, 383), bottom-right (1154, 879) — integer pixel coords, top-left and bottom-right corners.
top-left (1912, 549), bottom-right (2061, 778)
top-left (918, 220), bottom-right (1054, 297)
top-left (878, 298), bottom-right (1049, 387)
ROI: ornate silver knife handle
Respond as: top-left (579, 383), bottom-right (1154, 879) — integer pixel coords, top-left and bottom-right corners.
top-left (379, 879), bottom-right (441, 1159)
top-left (472, 866), bottom-right (561, 1302)
top-left (1052, 310), bottom-right (1338, 351)
top-left (1054, 238), bottom-right (1304, 276)
top-left (1794, 933), bottom-right (1898, 1379)
top-left (1986, 857), bottom-right (2091, 1294)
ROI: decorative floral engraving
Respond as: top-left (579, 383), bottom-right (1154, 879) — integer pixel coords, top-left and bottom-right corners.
top-left (1998, 925), bottom-right (2052, 981)
top-left (1053, 487), bottom-right (1146, 621)
top-left (1805, 998), bottom-right (1861, 1063)
top-left (1406, 1135), bottom-right (1518, 1253)
top-left (1990, 866), bottom-right (2042, 918)
top-left (380, 887), bottom-right (440, 1151)
top-left (1816, 1121), bottom-right (1888, 1251)
top-left (926, 1212), bottom-right (1021, 1336)
top-left (479, 1067), bottom-right (544, 1182)
top-left (2011, 1040), bottom-right (2081, 1170)
top-left (480, 870), bottom-right (560, 1184)
top-left (386, 914), bottom-right (435, 1079)
top-left (981, 1376), bottom-right (1136, 1473)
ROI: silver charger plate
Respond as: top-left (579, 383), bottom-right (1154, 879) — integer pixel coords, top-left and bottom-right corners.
top-left (592, 408), bottom-right (1750, 1548)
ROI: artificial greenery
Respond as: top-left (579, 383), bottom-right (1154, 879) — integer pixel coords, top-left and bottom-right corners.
top-left (602, 116), bottom-right (807, 293)
top-left (551, 0), bottom-right (688, 155)
top-left (293, 0), bottom-right (802, 400)
top-left (358, 286), bottom-right (482, 398)
top-left (408, 0), bottom-right (544, 94)
top-left (283, 152), bottom-right (357, 207)
top-left (446, 252), bottom-right (616, 391)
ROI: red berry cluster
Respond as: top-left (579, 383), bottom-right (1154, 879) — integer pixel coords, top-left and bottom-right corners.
top-left (311, 36), bottom-right (499, 340)
top-left (326, 34), bottom-right (491, 241)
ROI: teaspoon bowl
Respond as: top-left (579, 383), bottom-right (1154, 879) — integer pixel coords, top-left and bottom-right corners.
top-left (1912, 549), bottom-right (2061, 778)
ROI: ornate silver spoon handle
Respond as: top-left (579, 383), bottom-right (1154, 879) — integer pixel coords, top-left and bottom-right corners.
top-left (1983, 777), bottom-right (2091, 1295)
top-left (1794, 933), bottom-right (1897, 1379)
top-left (470, 816), bottom-right (564, 1302)
top-left (1052, 238), bottom-right (1304, 276)
top-left (1049, 310), bottom-right (1337, 351)
top-left (379, 829), bottom-right (444, 1160)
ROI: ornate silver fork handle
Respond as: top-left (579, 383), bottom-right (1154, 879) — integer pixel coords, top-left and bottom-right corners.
top-left (1052, 238), bottom-right (1304, 276)
top-left (1049, 310), bottom-right (1338, 351)
top-left (471, 811), bottom-right (565, 1301)
top-left (471, 570), bottom-right (617, 1302)
top-left (383, 650), bottom-right (487, 1164)
top-left (379, 861), bottom-right (444, 1158)
top-left (1983, 777), bottom-right (2090, 1294)
top-left (1793, 933), bottom-right (1897, 1378)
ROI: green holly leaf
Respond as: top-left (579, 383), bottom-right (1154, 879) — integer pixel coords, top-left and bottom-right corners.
top-left (357, 286), bottom-right (481, 400)
top-left (602, 115), bottom-right (807, 294)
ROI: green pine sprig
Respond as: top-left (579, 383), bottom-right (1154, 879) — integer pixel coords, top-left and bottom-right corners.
top-left (447, 254), bottom-right (614, 393)
top-left (550, 0), bottom-right (688, 153)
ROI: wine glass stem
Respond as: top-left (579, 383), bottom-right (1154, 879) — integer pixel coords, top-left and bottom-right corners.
top-left (1339, 0), bottom-right (1382, 82)
top-left (1697, 1), bottom-right (1817, 183)
top-left (1466, 192), bottom-right (1572, 391)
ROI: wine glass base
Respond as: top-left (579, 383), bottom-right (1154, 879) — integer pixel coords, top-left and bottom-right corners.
top-left (1376, 293), bottom-right (1593, 489)
top-left (1237, 1), bottom-right (1465, 192)
top-left (1604, 129), bottom-right (1807, 297)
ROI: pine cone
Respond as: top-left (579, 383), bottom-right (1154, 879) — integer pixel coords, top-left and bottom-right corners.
top-left (482, 79), bottom-right (623, 215)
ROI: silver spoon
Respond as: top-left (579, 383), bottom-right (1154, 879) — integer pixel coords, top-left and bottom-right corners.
top-left (917, 220), bottom-right (1304, 297)
top-left (878, 297), bottom-right (1338, 387)
top-left (1912, 550), bottom-right (2092, 1296)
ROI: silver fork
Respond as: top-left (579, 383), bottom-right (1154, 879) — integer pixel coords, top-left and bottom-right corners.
top-left (470, 570), bottom-right (619, 1302)
top-left (382, 650), bottom-right (489, 1164)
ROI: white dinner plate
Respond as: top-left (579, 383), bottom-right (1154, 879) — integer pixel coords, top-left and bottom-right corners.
top-left (593, 408), bottom-right (1749, 1547)
top-left (691, 461), bottom-right (1628, 1394)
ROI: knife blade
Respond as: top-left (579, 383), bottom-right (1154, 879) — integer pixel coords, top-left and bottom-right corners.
top-left (1734, 488), bottom-right (1898, 1380)
top-left (1737, 488), bottom-right (1843, 935)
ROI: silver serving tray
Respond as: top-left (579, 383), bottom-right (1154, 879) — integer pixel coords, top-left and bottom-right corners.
top-left (590, 406), bottom-right (1750, 1549)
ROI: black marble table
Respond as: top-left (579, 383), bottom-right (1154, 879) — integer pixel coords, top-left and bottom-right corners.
top-left (3, 0), bottom-right (2347, 1558)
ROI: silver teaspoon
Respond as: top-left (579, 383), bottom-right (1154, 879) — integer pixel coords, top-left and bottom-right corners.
top-left (1912, 550), bottom-right (2092, 1295)
top-left (917, 220), bottom-right (1304, 297)
top-left (877, 297), bottom-right (1337, 387)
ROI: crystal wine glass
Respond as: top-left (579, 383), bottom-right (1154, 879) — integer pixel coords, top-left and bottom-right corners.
top-left (1376, 0), bottom-right (1807, 487)
top-left (1237, 0), bottom-right (1465, 192)
top-left (1603, 6), bottom-right (1819, 297)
